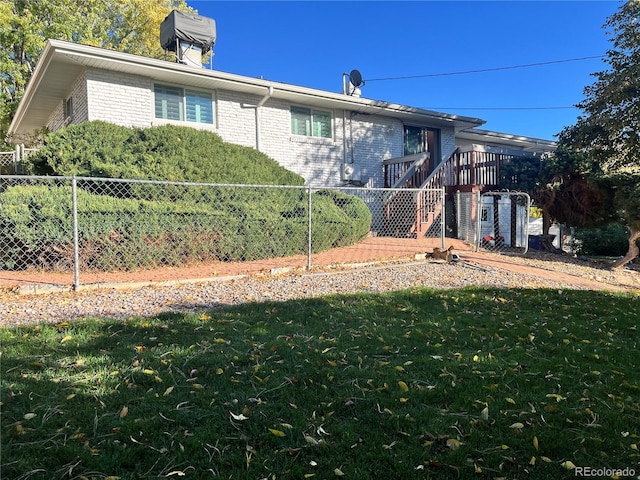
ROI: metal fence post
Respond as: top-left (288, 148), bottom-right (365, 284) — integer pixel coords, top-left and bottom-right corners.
top-left (475, 190), bottom-right (481, 251)
top-left (307, 185), bottom-right (312, 270)
top-left (72, 176), bottom-right (80, 290)
top-left (455, 190), bottom-right (461, 241)
top-left (440, 187), bottom-right (446, 249)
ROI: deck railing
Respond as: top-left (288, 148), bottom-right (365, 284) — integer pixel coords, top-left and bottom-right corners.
top-left (420, 146), bottom-right (522, 192)
top-left (383, 152), bottom-right (430, 189)
top-left (383, 146), bottom-right (531, 237)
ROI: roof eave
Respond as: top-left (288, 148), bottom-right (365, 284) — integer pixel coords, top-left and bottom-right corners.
top-left (8, 39), bottom-right (486, 143)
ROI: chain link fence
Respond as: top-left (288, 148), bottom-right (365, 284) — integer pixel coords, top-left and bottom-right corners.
top-left (1, 175), bottom-right (444, 288)
top-left (455, 191), bottom-right (530, 254)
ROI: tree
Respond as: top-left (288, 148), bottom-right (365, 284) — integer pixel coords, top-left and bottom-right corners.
top-left (558, 0), bottom-right (640, 269)
top-left (499, 150), bottom-right (613, 252)
top-left (0, 0), bottom-right (192, 148)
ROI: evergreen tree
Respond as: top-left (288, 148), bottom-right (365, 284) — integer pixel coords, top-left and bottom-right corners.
top-left (558, 0), bottom-right (640, 268)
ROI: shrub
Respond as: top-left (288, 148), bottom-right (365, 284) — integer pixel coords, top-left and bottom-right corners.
top-left (0, 185), bottom-right (372, 271)
top-left (572, 223), bottom-right (634, 257)
top-left (6, 122), bottom-right (373, 271)
top-left (27, 122), bottom-right (305, 186)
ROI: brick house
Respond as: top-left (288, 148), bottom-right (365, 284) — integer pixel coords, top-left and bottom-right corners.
top-left (7, 39), bottom-right (555, 190)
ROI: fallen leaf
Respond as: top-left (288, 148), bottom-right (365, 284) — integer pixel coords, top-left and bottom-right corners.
top-left (446, 438), bottom-right (461, 450)
top-left (562, 460), bottom-right (576, 470)
top-left (480, 406), bottom-right (489, 421)
top-left (334, 467), bottom-right (345, 476)
top-left (269, 428), bottom-right (286, 437)
top-left (230, 412), bottom-right (249, 421)
top-left (305, 435), bottom-right (319, 445)
top-left (23, 413), bottom-right (37, 420)
top-left (119, 406), bottom-right (129, 418)
top-left (163, 386), bottom-right (174, 396)
top-left (533, 436), bottom-right (539, 450)
top-left (546, 394), bottom-right (566, 402)
top-left (398, 381), bottom-right (409, 392)
top-left (510, 422), bottom-right (524, 429)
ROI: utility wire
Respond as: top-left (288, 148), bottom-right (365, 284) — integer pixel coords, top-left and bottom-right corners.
top-left (425, 106), bottom-right (577, 111)
top-left (366, 56), bottom-right (604, 82)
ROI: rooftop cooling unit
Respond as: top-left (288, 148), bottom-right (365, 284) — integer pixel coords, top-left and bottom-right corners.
top-left (160, 10), bottom-right (216, 67)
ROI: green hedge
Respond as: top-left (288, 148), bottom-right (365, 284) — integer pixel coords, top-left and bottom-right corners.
top-left (0, 185), bottom-right (372, 271)
top-left (572, 223), bottom-right (636, 257)
top-left (27, 122), bottom-right (305, 186)
top-left (4, 122), bottom-right (372, 271)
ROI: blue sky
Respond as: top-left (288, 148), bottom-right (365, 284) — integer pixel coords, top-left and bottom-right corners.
top-left (188, 1), bottom-right (621, 141)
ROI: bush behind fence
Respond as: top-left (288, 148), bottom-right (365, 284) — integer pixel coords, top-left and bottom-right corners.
top-left (1, 176), bottom-right (443, 280)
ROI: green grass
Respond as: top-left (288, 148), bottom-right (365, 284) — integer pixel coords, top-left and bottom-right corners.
top-left (1, 287), bottom-right (639, 479)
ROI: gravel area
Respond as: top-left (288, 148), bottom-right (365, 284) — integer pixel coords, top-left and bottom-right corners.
top-left (2, 253), bottom-right (637, 327)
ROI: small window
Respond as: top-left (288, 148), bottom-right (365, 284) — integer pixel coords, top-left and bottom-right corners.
top-left (291, 107), bottom-right (332, 138)
top-left (64, 97), bottom-right (73, 120)
top-left (154, 84), bottom-right (213, 125)
top-left (185, 90), bottom-right (213, 124)
top-left (155, 85), bottom-right (184, 121)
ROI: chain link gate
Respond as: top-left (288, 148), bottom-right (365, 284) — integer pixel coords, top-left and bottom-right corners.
top-left (455, 191), bottom-right (530, 254)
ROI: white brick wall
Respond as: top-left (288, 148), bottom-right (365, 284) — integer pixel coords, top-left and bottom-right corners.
top-left (47, 73), bottom-right (88, 131)
top-left (216, 91), bottom-right (259, 148)
top-left (350, 114), bottom-right (403, 188)
top-left (254, 98), bottom-right (345, 186)
top-left (48, 68), bottom-right (455, 186)
top-left (86, 70), bottom-right (150, 128)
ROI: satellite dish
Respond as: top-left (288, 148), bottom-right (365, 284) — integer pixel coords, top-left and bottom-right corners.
top-left (349, 69), bottom-right (363, 88)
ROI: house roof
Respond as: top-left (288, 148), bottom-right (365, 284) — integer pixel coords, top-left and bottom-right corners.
top-left (456, 128), bottom-right (557, 153)
top-left (8, 39), bottom-right (487, 143)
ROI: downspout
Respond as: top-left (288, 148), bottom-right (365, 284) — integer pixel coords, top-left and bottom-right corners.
top-left (255, 86), bottom-right (273, 152)
top-left (342, 110), bottom-right (348, 165)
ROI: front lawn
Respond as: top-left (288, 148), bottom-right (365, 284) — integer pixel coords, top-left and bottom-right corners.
top-left (1, 287), bottom-right (639, 479)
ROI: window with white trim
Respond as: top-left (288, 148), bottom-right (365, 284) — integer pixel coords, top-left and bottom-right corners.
top-left (154, 84), bottom-right (213, 125)
top-left (291, 106), bottom-right (332, 138)
top-left (63, 97), bottom-right (73, 120)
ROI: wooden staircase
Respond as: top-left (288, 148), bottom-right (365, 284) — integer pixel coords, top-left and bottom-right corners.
top-left (382, 146), bottom-right (522, 238)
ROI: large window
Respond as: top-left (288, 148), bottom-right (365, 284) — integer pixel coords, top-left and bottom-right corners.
top-left (291, 106), bottom-right (332, 138)
top-left (154, 84), bottom-right (213, 125)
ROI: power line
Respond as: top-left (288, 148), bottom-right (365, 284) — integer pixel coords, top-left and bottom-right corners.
top-left (425, 106), bottom-right (578, 111)
top-left (366, 56), bottom-right (604, 82)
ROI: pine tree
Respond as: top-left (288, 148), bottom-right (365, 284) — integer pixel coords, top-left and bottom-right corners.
top-left (558, 0), bottom-right (640, 268)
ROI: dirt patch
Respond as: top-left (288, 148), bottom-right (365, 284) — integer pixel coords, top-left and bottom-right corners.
top-left (1, 237), bottom-right (638, 294)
